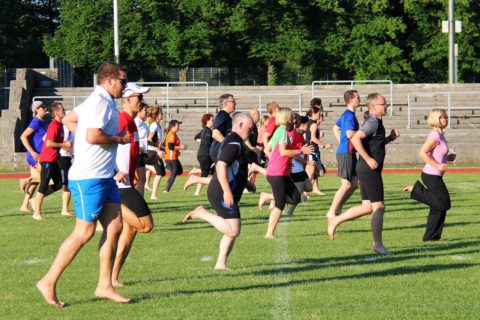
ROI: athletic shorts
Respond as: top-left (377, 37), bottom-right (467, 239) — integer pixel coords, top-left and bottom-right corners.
top-left (207, 187), bottom-right (241, 219)
top-left (119, 187), bottom-right (151, 217)
top-left (69, 178), bottom-right (121, 222)
top-left (336, 153), bottom-right (357, 181)
top-left (357, 170), bottom-right (384, 203)
top-left (291, 171), bottom-right (312, 193)
top-left (58, 156), bottom-right (72, 186)
top-left (136, 153), bottom-right (147, 168)
top-left (267, 175), bottom-right (301, 210)
top-left (38, 161), bottom-right (63, 194)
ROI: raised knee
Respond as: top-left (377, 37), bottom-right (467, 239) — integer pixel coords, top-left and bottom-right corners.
top-left (140, 223), bottom-right (154, 233)
top-left (227, 230), bottom-right (240, 239)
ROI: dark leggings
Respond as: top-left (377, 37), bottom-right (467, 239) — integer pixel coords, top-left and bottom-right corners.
top-left (38, 162), bottom-right (63, 195)
top-left (411, 172), bottom-right (451, 241)
top-left (197, 154), bottom-right (213, 177)
top-left (165, 159), bottom-right (183, 192)
top-left (267, 175), bottom-right (301, 211)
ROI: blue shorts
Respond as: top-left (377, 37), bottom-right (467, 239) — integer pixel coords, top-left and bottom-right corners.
top-left (69, 178), bottom-right (121, 222)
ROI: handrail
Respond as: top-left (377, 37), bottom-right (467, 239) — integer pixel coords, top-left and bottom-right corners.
top-left (233, 93), bottom-right (303, 115)
top-left (135, 81), bottom-right (209, 114)
top-left (32, 95), bottom-right (89, 109)
top-left (407, 91), bottom-right (480, 128)
top-left (311, 80), bottom-right (394, 115)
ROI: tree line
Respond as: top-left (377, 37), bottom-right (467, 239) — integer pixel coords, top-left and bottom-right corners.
top-left (2, 0), bottom-right (480, 85)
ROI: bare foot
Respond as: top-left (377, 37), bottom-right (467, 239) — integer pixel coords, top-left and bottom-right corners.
top-left (258, 192), bottom-right (268, 210)
top-left (36, 279), bottom-right (65, 308)
top-left (327, 218), bottom-right (337, 240)
top-left (95, 287), bottom-right (131, 303)
top-left (29, 198), bottom-right (36, 210)
top-left (402, 186), bottom-right (413, 192)
top-left (61, 211), bottom-right (72, 217)
top-left (373, 245), bottom-right (392, 255)
top-left (183, 205), bottom-right (204, 223)
top-left (112, 279), bottom-right (124, 288)
top-left (183, 176), bottom-right (195, 192)
top-left (312, 190), bottom-right (327, 196)
top-left (264, 234), bottom-right (276, 240)
top-left (20, 206), bottom-right (31, 213)
top-left (32, 213), bottom-right (45, 221)
top-left (214, 266), bottom-right (231, 271)
top-left (325, 211), bottom-right (336, 219)
top-left (144, 186), bottom-right (152, 191)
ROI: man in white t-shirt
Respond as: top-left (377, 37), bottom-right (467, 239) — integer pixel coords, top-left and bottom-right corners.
top-left (37, 62), bottom-right (131, 307)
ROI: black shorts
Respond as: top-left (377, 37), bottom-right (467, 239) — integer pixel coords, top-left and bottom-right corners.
top-left (207, 184), bottom-right (241, 219)
top-left (291, 171), bottom-right (312, 193)
top-left (197, 154), bottom-right (213, 177)
top-left (358, 170), bottom-right (384, 203)
top-left (136, 153), bottom-right (147, 168)
top-left (119, 187), bottom-right (151, 217)
top-left (38, 161), bottom-right (63, 194)
top-left (267, 175), bottom-right (301, 210)
top-left (57, 156), bottom-right (72, 186)
top-left (337, 153), bottom-right (357, 181)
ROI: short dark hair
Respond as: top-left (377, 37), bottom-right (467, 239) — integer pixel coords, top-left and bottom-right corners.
top-left (310, 98), bottom-right (322, 108)
top-left (97, 62), bottom-right (127, 84)
top-left (344, 90), bottom-right (358, 104)
top-left (49, 102), bottom-right (64, 114)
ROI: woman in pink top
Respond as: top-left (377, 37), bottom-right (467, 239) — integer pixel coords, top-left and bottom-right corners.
top-left (403, 108), bottom-right (454, 241)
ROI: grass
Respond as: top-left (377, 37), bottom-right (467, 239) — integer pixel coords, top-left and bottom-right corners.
top-left (0, 172), bottom-right (479, 319)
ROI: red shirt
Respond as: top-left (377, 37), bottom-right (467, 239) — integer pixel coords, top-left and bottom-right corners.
top-left (39, 118), bottom-right (64, 162)
top-left (118, 112), bottom-right (139, 182)
top-left (265, 116), bottom-right (278, 140)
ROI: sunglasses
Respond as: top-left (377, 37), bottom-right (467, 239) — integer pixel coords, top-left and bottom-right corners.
top-left (130, 94), bottom-right (143, 100)
top-left (115, 78), bottom-right (127, 85)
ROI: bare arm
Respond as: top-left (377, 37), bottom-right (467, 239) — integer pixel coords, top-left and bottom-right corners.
top-left (216, 161), bottom-right (234, 207)
top-left (310, 123), bottom-right (331, 149)
top-left (278, 142), bottom-right (314, 157)
top-left (46, 140), bottom-right (72, 149)
top-left (20, 128), bottom-right (37, 159)
top-left (351, 130), bottom-right (378, 170)
top-left (87, 128), bottom-right (130, 145)
top-left (212, 129), bottom-right (225, 143)
top-left (333, 125), bottom-right (341, 143)
top-left (419, 136), bottom-right (447, 172)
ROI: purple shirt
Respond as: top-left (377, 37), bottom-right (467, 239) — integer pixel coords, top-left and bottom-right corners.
top-left (423, 131), bottom-right (448, 176)
top-left (26, 118), bottom-right (46, 166)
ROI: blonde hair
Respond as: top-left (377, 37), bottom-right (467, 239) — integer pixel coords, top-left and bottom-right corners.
top-left (275, 107), bottom-right (292, 126)
top-left (427, 108), bottom-right (447, 129)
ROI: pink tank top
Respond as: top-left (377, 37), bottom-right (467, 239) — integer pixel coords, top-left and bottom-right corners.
top-left (423, 131), bottom-right (448, 176)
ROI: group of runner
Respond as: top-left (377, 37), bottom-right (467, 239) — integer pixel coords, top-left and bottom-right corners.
top-left (31, 62), bottom-right (453, 307)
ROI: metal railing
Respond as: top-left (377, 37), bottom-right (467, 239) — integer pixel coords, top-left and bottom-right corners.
top-left (233, 93), bottom-right (303, 115)
top-left (32, 95), bottom-right (89, 109)
top-left (407, 91), bottom-right (480, 128)
top-left (136, 81), bottom-right (209, 114)
top-left (311, 80), bottom-right (394, 115)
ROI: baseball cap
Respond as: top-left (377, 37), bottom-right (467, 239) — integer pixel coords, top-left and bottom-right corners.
top-left (168, 119), bottom-right (182, 127)
top-left (122, 82), bottom-right (150, 98)
top-left (31, 101), bottom-right (44, 112)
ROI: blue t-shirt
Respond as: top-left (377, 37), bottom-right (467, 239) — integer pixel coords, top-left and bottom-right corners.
top-left (26, 118), bottom-right (47, 166)
top-left (336, 109), bottom-right (359, 154)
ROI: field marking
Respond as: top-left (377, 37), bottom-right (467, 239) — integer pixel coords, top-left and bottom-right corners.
top-left (272, 220), bottom-right (291, 320)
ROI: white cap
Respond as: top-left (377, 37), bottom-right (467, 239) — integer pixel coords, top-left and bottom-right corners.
top-left (122, 82), bottom-right (150, 98)
top-left (32, 100), bottom-right (44, 112)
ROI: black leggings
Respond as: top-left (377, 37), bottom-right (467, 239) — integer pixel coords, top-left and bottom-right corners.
top-left (165, 159), bottom-right (183, 192)
top-left (38, 162), bottom-right (63, 194)
top-left (197, 154), bottom-right (213, 177)
top-left (267, 175), bottom-right (301, 211)
top-left (411, 172), bottom-right (451, 241)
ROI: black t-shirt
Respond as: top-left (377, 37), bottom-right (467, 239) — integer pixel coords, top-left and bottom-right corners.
top-left (209, 132), bottom-right (248, 202)
top-left (197, 127), bottom-right (213, 158)
top-left (357, 115), bottom-right (387, 173)
top-left (209, 109), bottom-right (233, 161)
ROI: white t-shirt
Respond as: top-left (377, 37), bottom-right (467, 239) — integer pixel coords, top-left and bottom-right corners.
top-left (60, 124), bottom-right (73, 158)
top-left (135, 117), bottom-right (149, 154)
top-left (69, 86), bottom-right (119, 180)
top-left (149, 122), bottom-right (163, 150)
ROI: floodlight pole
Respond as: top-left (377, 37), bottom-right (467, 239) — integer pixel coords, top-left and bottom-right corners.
top-left (448, 0), bottom-right (455, 84)
top-left (113, 0), bottom-right (120, 63)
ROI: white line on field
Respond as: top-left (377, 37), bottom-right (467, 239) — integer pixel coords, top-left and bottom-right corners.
top-left (272, 220), bottom-right (291, 320)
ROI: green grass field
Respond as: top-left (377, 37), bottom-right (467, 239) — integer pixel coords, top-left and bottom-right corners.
top-left (1, 172), bottom-right (479, 319)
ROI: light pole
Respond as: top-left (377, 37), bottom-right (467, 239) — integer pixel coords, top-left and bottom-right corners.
top-left (448, 0), bottom-right (455, 84)
top-left (113, 0), bottom-right (120, 63)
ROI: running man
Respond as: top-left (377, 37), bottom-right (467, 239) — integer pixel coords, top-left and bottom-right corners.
top-left (326, 90), bottom-right (361, 219)
top-left (327, 93), bottom-right (399, 255)
top-left (183, 113), bottom-right (253, 270)
top-left (36, 62), bottom-right (131, 307)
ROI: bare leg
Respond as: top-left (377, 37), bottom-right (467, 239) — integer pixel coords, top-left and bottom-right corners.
top-left (265, 207), bottom-right (282, 239)
top-left (194, 183), bottom-right (203, 196)
top-left (326, 177), bottom-right (358, 219)
top-left (61, 189), bottom-right (72, 216)
top-left (249, 163), bottom-right (266, 177)
top-left (258, 192), bottom-right (274, 209)
top-left (37, 219), bottom-right (96, 307)
top-left (327, 200), bottom-right (373, 240)
top-left (150, 175), bottom-right (162, 200)
top-left (183, 206), bottom-right (240, 269)
top-left (112, 222), bottom-right (137, 287)
top-left (33, 192), bottom-right (46, 220)
top-left (371, 202), bottom-right (390, 255)
top-left (94, 203), bottom-right (131, 303)
top-left (184, 175), bottom-right (211, 192)
top-left (20, 182), bottom-right (38, 212)
top-left (402, 185), bottom-right (413, 192)
top-left (311, 178), bottom-right (326, 196)
top-left (135, 167), bottom-right (146, 197)
top-left (144, 169), bottom-right (152, 191)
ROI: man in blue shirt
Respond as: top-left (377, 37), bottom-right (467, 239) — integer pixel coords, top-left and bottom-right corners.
top-left (326, 90), bottom-right (360, 219)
